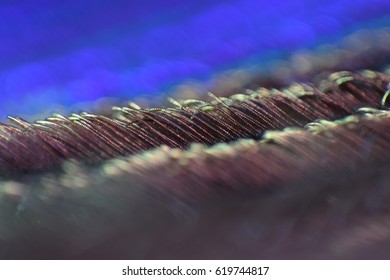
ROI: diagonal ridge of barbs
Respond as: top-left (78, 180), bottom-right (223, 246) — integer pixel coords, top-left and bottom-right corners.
top-left (0, 70), bottom-right (389, 175)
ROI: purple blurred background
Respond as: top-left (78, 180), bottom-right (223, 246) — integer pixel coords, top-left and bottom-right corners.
top-left (0, 0), bottom-right (389, 120)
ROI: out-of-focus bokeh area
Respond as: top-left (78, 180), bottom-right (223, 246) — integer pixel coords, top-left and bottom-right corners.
top-left (1, 0), bottom-right (389, 120)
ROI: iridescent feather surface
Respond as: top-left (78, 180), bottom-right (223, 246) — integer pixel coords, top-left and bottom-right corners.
top-left (1, 0), bottom-right (390, 259)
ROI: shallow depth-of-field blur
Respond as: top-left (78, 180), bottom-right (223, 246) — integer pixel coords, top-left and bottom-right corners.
top-left (0, 0), bottom-right (389, 120)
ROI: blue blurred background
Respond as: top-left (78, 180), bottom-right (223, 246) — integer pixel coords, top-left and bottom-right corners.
top-left (0, 0), bottom-right (389, 120)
